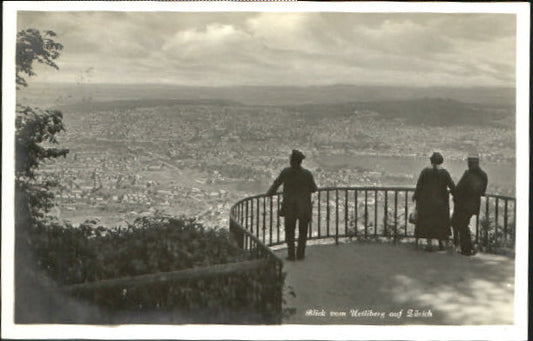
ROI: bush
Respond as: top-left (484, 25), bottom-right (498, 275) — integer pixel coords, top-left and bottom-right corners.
top-left (30, 216), bottom-right (251, 285)
top-left (28, 216), bottom-right (284, 323)
top-left (478, 217), bottom-right (515, 253)
top-left (71, 261), bottom-right (284, 324)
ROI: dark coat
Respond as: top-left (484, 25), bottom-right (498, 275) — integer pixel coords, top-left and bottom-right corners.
top-left (413, 167), bottom-right (456, 239)
top-left (453, 167), bottom-right (488, 216)
top-left (267, 166), bottom-right (317, 221)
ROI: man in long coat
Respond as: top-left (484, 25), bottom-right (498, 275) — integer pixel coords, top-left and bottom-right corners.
top-left (451, 154), bottom-right (488, 256)
top-left (267, 150), bottom-right (317, 261)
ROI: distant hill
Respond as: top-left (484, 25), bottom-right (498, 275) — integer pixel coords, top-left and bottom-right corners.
top-left (17, 83), bottom-right (515, 127)
top-left (287, 98), bottom-right (514, 127)
top-left (18, 83), bottom-right (515, 108)
top-left (56, 98), bottom-right (239, 113)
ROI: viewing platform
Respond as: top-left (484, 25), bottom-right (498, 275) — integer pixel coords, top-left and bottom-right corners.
top-left (229, 186), bottom-right (516, 324)
top-left (278, 242), bottom-right (514, 325)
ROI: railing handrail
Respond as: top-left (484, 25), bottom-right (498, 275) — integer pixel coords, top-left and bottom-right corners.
top-left (231, 187), bottom-right (516, 205)
top-left (318, 186), bottom-right (415, 191)
top-left (482, 193), bottom-right (516, 201)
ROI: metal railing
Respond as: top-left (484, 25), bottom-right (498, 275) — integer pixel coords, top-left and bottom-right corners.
top-left (228, 212), bottom-right (284, 323)
top-left (229, 187), bottom-right (516, 251)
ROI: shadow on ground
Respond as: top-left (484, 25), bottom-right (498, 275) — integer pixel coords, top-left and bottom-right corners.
top-left (279, 241), bottom-right (514, 325)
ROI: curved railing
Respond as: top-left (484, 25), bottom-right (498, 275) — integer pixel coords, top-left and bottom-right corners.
top-left (228, 206), bottom-right (284, 323)
top-left (229, 187), bottom-right (516, 251)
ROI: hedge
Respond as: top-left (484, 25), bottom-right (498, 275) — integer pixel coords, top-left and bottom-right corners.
top-left (28, 215), bottom-right (284, 324)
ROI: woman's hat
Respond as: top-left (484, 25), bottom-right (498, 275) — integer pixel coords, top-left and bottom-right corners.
top-left (430, 152), bottom-right (444, 165)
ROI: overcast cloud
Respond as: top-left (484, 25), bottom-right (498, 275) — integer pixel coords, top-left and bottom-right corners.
top-left (17, 12), bottom-right (516, 87)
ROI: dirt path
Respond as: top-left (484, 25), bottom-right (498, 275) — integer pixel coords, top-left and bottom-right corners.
top-left (279, 242), bottom-right (514, 325)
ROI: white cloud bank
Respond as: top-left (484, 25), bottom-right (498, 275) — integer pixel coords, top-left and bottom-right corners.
top-left (17, 12), bottom-right (516, 87)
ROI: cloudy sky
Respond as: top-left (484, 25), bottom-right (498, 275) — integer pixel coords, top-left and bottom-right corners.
top-left (17, 11), bottom-right (516, 87)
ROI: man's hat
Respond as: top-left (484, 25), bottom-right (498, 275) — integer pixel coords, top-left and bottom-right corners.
top-left (429, 152), bottom-right (443, 165)
top-left (467, 153), bottom-right (480, 160)
top-left (291, 149), bottom-right (305, 161)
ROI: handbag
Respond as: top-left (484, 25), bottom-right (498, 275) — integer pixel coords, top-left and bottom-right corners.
top-left (408, 208), bottom-right (418, 224)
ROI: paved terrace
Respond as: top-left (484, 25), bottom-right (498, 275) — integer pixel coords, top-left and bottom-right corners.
top-left (277, 241), bottom-right (514, 325)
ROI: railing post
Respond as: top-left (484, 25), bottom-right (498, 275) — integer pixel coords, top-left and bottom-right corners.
top-left (269, 196), bottom-right (273, 245)
top-left (495, 197), bottom-right (499, 246)
top-left (354, 190), bottom-right (358, 237)
top-left (504, 199), bottom-right (508, 245)
top-left (262, 197), bottom-right (267, 244)
top-left (404, 190), bottom-right (408, 237)
top-left (326, 190), bottom-right (330, 237)
top-left (475, 199), bottom-right (480, 245)
top-left (384, 190), bottom-right (388, 237)
top-left (277, 194), bottom-right (281, 244)
top-left (364, 190), bottom-right (368, 238)
top-left (393, 190), bottom-right (398, 244)
top-left (513, 200), bottom-right (516, 244)
top-left (308, 193), bottom-right (313, 239)
top-left (307, 194), bottom-right (315, 239)
top-left (318, 191), bottom-right (321, 238)
top-left (335, 189), bottom-right (339, 245)
top-left (241, 202), bottom-right (244, 226)
top-left (250, 199), bottom-right (254, 234)
top-left (246, 200), bottom-right (249, 230)
top-left (256, 197), bottom-right (260, 240)
top-left (344, 190), bottom-right (349, 237)
top-left (484, 196), bottom-right (490, 249)
top-left (374, 189), bottom-right (378, 237)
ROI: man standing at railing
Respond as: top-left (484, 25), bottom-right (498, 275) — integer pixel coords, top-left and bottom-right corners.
top-left (451, 154), bottom-right (488, 256)
top-left (267, 149), bottom-right (318, 261)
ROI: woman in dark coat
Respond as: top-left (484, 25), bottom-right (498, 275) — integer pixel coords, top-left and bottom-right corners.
top-left (413, 152), bottom-right (455, 251)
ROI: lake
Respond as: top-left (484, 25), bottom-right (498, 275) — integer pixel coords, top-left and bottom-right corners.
top-left (313, 154), bottom-right (515, 195)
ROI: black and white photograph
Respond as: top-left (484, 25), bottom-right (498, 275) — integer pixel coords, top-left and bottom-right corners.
top-left (2, 1), bottom-right (529, 340)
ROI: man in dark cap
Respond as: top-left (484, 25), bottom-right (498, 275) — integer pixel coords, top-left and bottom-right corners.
top-left (267, 150), bottom-right (317, 261)
top-left (451, 154), bottom-right (488, 256)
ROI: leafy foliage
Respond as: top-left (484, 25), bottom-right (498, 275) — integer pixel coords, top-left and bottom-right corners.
top-left (30, 216), bottom-right (284, 323)
top-left (72, 260), bottom-right (283, 324)
top-left (478, 217), bottom-right (515, 254)
top-left (30, 216), bottom-right (251, 285)
top-left (15, 29), bottom-right (69, 221)
top-left (16, 105), bottom-right (68, 179)
top-left (16, 29), bottom-right (63, 88)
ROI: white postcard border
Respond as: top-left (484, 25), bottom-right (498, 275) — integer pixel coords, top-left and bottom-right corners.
top-left (2, 1), bottom-right (529, 340)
